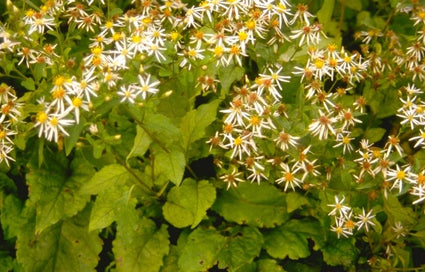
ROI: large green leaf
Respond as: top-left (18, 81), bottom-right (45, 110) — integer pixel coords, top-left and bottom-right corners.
top-left (80, 164), bottom-right (129, 195)
top-left (64, 117), bottom-right (86, 156)
top-left (384, 194), bottom-right (417, 226)
top-left (218, 64), bottom-right (244, 94)
top-left (322, 238), bottom-right (358, 267)
top-left (363, 84), bottom-right (400, 118)
top-left (213, 182), bottom-right (288, 228)
top-left (364, 127), bottom-right (386, 143)
top-left (142, 112), bottom-right (182, 148)
top-left (264, 219), bottom-right (324, 260)
top-left (0, 251), bottom-right (13, 272)
top-left (88, 184), bottom-right (130, 231)
top-left (178, 228), bottom-right (226, 272)
top-left (0, 194), bottom-right (25, 239)
top-left (127, 125), bottom-right (153, 160)
top-left (180, 99), bottom-right (220, 154)
top-left (163, 179), bottom-right (216, 228)
top-left (160, 245), bottom-right (179, 272)
top-left (113, 200), bottom-right (170, 272)
top-left (153, 144), bottom-right (186, 186)
top-left (26, 152), bottom-right (95, 233)
top-left (264, 228), bottom-right (310, 260)
top-left (217, 226), bottom-right (264, 271)
top-left (286, 192), bottom-right (309, 213)
top-left (16, 205), bottom-right (102, 272)
top-left (256, 259), bottom-right (286, 272)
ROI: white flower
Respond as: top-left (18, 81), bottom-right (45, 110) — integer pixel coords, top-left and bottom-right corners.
top-left (333, 132), bottom-right (354, 154)
top-left (274, 129), bottom-right (299, 151)
top-left (309, 110), bottom-right (336, 140)
top-left (328, 195), bottom-right (351, 218)
top-left (276, 163), bottom-right (302, 192)
top-left (117, 85), bottom-right (137, 104)
top-left (330, 217), bottom-right (353, 238)
top-left (355, 208), bottom-right (375, 232)
top-left (137, 74), bottom-right (160, 100)
top-left (44, 114), bottom-right (75, 142)
top-left (220, 168), bottom-right (245, 190)
top-left (387, 164), bottom-right (417, 193)
top-left (409, 129), bottom-right (425, 148)
top-left (411, 184), bottom-right (425, 205)
top-left (221, 99), bottom-right (250, 127)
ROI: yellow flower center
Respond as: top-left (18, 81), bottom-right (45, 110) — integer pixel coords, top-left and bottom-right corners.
top-left (234, 136), bottom-right (243, 146)
top-left (214, 46), bottom-right (223, 57)
top-left (72, 97), bottom-right (83, 107)
top-left (238, 31), bottom-right (248, 41)
top-left (50, 117), bottom-right (58, 126)
top-left (37, 112), bottom-right (48, 123)
top-left (52, 88), bottom-right (66, 99)
top-left (285, 172), bottom-right (294, 182)
top-left (396, 170), bottom-right (405, 180)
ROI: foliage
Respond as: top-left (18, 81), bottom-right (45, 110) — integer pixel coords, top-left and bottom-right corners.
top-left (1, 0), bottom-right (425, 271)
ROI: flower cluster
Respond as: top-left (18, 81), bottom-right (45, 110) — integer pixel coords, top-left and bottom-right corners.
top-left (2, 0), bottom-right (425, 268)
top-left (0, 84), bottom-right (20, 166)
top-left (328, 196), bottom-right (376, 239)
top-left (208, 3), bottom-right (368, 194)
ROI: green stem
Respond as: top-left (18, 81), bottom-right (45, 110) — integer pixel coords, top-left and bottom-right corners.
top-left (186, 165), bottom-right (198, 179)
top-left (156, 180), bottom-right (169, 198)
top-left (0, 72), bottom-right (26, 81)
top-left (338, 0), bottom-right (346, 35)
top-left (122, 105), bottom-right (170, 153)
top-left (111, 147), bottom-right (156, 196)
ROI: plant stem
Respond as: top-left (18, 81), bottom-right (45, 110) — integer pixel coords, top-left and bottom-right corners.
top-left (338, 0), bottom-right (346, 34)
top-left (111, 147), bottom-right (155, 196)
top-left (122, 105), bottom-right (170, 153)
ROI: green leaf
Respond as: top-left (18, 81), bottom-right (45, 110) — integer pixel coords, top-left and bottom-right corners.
top-left (178, 228), bottom-right (226, 272)
top-left (264, 226), bottom-right (310, 260)
top-left (26, 152), bottom-right (94, 233)
top-left (217, 226), bottom-right (263, 271)
top-left (213, 182), bottom-right (288, 228)
top-left (256, 259), bottom-right (286, 272)
top-left (0, 251), bottom-right (13, 272)
top-left (264, 219), bottom-right (324, 260)
top-left (180, 99), bottom-right (220, 154)
top-left (317, 0), bottom-right (335, 28)
top-left (384, 194), bottom-right (416, 226)
top-left (153, 144), bottom-right (186, 186)
top-left (142, 112), bottom-right (182, 148)
top-left (88, 184), bottom-right (130, 231)
top-left (339, 0), bottom-right (362, 11)
top-left (163, 179), bottom-right (216, 228)
top-left (0, 194), bottom-right (25, 239)
top-left (410, 230), bottom-right (425, 248)
top-left (127, 125), bottom-right (152, 160)
top-left (21, 78), bottom-right (35, 91)
top-left (218, 64), bottom-right (244, 95)
top-left (364, 127), bottom-right (386, 143)
top-left (33, 63), bottom-right (46, 82)
top-left (160, 245), bottom-right (179, 272)
top-left (81, 164), bottom-right (129, 195)
top-left (16, 205), bottom-right (103, 272)
top-left (363, 84), bottom-right (400, 118)
top-left (317, 0), bottom-right (340, 38)
top-left (109, 7), bottom-right (123, 17)
top-left (286, 192), bottom-right (309, 213)
top-left (113, 201), bottom-right (170, 272)
top-left (322, 238), bottom-right (358, 267)
top-left (65, 117), bottom-right (86, 156)
top-left (392, 246), bottom-right (411, 269)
